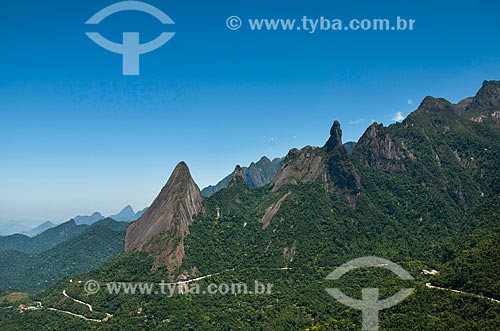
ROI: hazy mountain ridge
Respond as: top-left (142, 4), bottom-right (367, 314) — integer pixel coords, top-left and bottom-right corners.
top-left (0, 205), bottom-right (147, 245)
top-left (201, 156), bottom-right (284, 197)
top-left (0, 220), bottom-right (89, 254)
top-left (0, 219), bottom-right (128, 293)
top-left (74, 206), bottom-right (147, 225)
top-left (109, 205), bottom-right (147, 223)
top-left (73, 212), bottom-right (105, 225)
top-left (20, 221), bottom-right (55, 237)
top-left (0, 207), bottom-right (147, 267)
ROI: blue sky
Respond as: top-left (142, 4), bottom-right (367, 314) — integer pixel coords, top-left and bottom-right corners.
top-left (1, 0), bottom-right (500, 223)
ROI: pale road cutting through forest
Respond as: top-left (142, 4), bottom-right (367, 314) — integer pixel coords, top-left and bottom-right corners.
top-left (50, 279), bottom-right (499, 323)
top-left (425, 283), bottom-right (500, 304)
top-left (9, 270), bottom-right (499, 323)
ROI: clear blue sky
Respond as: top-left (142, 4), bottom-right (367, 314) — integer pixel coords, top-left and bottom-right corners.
top-left (1, 0), bottom-right (500, 222)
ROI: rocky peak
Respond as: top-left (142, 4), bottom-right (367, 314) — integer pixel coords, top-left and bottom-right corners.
top-left (418, 96), bottom-right (455, 113)
top-left (122, 205), bottom-right (134, 213)
top-left (245, 156), bottom-right (284, 187)
top-left (324, 120), bottom-right (344, 153)
top-left (324, 121), bottom-right (361, 202)
top-left (287, 148), bottom-right (300, 157)
top-left (124, 162), bottom-right (202, 274)
top-left (355, 122), bottom-right (415, 173)
top-left (468, 80), bottom-right (500, 110)
top-left (271, 146), bottom-right (325, 191)
top-left (366, 122), bottom-right (381, 138)
top-left (110, 205), bottom-right (141, 222)
top-left (272, 121), bottom-right (360, 204)
top-left (170, 161), bottom-right (191, 180)
top-left (257, 156), bottom-right (271, 164)
top-left (228, 165), bottom-right (246, 188)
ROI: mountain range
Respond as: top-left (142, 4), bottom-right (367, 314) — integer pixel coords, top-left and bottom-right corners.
top-left (201, 156), bottom-right (285, 197)
top-left (73, 205), bottom-right (147, 225)
top-left (201, 147), bottom-right (357, 198)
top-left (20, 221), bottom-right (55, 237)
top-left (0, 219), bottom-right (128, 293)
top-left (0, 220), bottom-right (38, 236)
top-left (0, 220), bottom-right (89, 254)
top-left (0, 205), bottom-right (147, 242)
top-left (110, 205), bottom-right (147, 223)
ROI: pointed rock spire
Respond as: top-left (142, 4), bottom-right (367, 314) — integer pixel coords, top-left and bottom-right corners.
top-left (124, 161), bottom-right (202, 274)
top-left (324, 120), bottom-right (343, 153)
top-left (228, 165), bottom-right (246, 188)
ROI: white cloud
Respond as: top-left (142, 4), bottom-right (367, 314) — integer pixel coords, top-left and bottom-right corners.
top-left (268, 137), bottom-right (278, 142)
top-left (349, 118), bottom-right (365, 125)
top-left (392, 112), bottom-right (405, 122)
top-left (407, 99), bottom-right (414, 105)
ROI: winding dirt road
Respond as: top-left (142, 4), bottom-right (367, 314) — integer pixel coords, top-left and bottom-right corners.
top-left (425, 283), bottom-right (500, 304)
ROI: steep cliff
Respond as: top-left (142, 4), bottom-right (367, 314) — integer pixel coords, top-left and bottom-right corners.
top-left (124, 162), bottom-right (202, 275)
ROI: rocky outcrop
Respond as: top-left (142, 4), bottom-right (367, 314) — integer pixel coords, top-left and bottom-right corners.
top-left (125, 162), bottom-right (202, 275)
top-left (261, 191), bottom-right (292, 229)
top-left (419, 96), bottom-right (456, 113)
top-left (468, 80), bottom-right (500, 110)
top-left (228, 165), bottom-right (245, 188)
top-left (270, 121), bottom-right (361, 205)
top-left (244, 156), bottom-right (284, 187)
top-left (355, 123), bottom-right (416, 173)
top-left (325, 121), bottom-right (344, 153)
top-left (324, 121), bottom-right (361, 203)
top-left (270, 146), bottom-right (325, 192)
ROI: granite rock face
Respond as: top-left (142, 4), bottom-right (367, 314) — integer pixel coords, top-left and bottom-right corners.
top-left (270, 146), bottom-right (326, 192)
top-left (228, 165), bottom-right (245, 188)
top-left (125, 162), bottom-right (202, 275)
top-left (468, 80), bottom-right (500, 110)
top-left (354, 122), bottom-right (416, 174)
